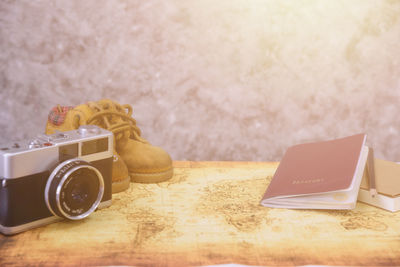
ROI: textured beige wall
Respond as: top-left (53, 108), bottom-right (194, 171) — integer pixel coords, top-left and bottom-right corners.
top-left (1, 0), bottom-right (400, 161)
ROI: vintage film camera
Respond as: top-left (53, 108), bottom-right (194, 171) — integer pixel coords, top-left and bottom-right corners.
top-left (0, 125), bottom-right (113, 235)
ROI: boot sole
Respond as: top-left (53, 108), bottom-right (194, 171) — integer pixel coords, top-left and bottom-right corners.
top-left (129, 168), bottom-right (173, 183)
top-left (112, 176), bottom-right (131, 194)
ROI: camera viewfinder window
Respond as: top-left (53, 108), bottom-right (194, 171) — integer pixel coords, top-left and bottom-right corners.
top-left (59, 143), bottom-right (79, 162)
top-left (81, 138), bottom-right (108, 156)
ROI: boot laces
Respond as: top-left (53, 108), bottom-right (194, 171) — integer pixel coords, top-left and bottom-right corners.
top-left (86, 100), bottom-right (149, 144)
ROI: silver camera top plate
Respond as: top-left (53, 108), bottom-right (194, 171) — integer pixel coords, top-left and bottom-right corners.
top-left (0, 125), bottom-right (113, 179)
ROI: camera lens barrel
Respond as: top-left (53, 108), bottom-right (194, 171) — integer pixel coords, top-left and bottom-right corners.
top-left (45, 159), bottom-right (104, 220)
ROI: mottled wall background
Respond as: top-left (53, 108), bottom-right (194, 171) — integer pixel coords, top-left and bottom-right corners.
top-left (1, 0), bottom-right (400, 161)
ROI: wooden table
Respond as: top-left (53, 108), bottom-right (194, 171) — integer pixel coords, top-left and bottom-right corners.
top-left (1, 161), bottom-right (400, 266)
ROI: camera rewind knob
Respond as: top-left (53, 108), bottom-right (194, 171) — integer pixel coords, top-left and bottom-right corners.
top-left (78, 125), bottom-right (101, 136)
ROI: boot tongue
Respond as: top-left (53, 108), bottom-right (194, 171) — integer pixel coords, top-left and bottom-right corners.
top-left (73, 104), bottom-right (96, 125)
top-left (92, 99), bottom-right (132, 141)
top-left (90, 99), bottom-right (149, 145)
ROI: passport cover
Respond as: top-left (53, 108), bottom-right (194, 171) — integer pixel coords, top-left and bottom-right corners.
top-left (261, 134), bottom-right (367, 209)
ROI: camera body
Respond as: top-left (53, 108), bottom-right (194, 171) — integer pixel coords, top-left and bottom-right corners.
top-left (0, 125), bottom-right (113, 235)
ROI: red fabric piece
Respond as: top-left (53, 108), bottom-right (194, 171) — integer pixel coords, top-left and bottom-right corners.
top-left (48, 106), bottom-right (74, 126)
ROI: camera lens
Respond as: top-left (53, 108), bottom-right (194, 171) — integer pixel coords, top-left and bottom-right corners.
top-left (61, 168), bottom-right (100, 215)
top-left (70, 178), bottom-right (90, 204)
top-left (45, 159), bottom-right (104, 220)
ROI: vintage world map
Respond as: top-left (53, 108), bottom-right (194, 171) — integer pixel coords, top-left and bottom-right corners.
top-left (1, 162), bottom-right (400, 266)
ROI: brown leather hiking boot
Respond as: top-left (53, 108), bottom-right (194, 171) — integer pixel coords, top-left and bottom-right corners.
top-left (45, 104), bottom-right (130, 193)
top-left (89, 99), bottom-right (173, 183)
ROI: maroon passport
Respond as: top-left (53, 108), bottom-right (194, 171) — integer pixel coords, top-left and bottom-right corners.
top-left (260, 134), bottom-right (368, 210)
